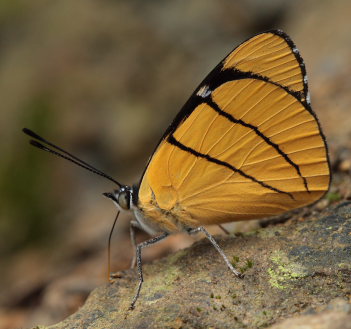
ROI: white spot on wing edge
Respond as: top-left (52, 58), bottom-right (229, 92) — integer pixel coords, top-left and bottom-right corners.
top-left (306, 91), bottom-right (311, 105)
top-left (292, 47), bottom-right (299, 54)
top-left (196, 85), bottom-right (211, 98)
top-left (303, 75), bottom-right (308, 84)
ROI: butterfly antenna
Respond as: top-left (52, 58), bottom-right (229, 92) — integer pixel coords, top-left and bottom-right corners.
top-left (107, 210), bottom-right (120, 281)
top-left (22, 128), bottom-right (122, 187)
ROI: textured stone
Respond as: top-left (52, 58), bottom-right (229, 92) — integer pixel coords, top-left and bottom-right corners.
top-left (34, 202), bottom-right (351, 329)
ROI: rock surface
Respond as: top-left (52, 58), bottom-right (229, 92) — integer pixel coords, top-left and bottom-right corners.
top-left (32, 201), bottom-right (351, 329)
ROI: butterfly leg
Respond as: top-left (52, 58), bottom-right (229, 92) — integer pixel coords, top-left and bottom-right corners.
top-left (129, 220), bottom-right (140, 269)
top-left (218, 224), bottom-right (230, 235)
top-left (188, 226), bottom-right (243, 278)
top-left (130, 232), bottom-right (169, 310)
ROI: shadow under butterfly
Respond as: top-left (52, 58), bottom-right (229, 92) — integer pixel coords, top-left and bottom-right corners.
top-left (23, 29), bottom-right (331, 310)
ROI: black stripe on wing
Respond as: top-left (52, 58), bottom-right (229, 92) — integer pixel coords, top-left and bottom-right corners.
top-left (167, 134), bottom-right (294, 200)
top-left (164, 65), bottom-right (309, 143)
top-left (205, 97), bottom-right (309, 193)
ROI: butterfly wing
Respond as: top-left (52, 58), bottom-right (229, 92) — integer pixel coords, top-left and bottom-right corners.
top-left (136, 30), bottom-right (330, 230)
top-left (223, 30), bottom-right (310, 103)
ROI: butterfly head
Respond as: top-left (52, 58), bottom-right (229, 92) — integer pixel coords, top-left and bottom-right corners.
top-left (103, 185), bottom-right (133, 211)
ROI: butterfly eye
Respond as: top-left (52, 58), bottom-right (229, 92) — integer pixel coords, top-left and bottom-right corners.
top-left (118, 190), bottom-right (130, 210)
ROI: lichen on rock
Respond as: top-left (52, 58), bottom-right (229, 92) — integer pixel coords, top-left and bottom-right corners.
top-left (35, 202), bottom-right (351, 329)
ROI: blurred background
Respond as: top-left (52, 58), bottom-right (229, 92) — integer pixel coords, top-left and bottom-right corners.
top-left (1, 0), bottom-right (351, 327)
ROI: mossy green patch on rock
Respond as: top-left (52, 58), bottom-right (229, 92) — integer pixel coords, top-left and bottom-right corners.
top-left (231, 255), bottom-right (254, 274)
top-left (167, 248), bottom-right (188, 265)
top-left (326, 191), bottom-right (342, 202)
top-left (338, 262), bottom-right (351, 270)
top-left (268, 250), bottom-right (309, 290)
top-left (138, 262), bottom-right (182, 307)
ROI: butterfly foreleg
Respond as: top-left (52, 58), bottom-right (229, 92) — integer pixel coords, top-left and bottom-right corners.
top-left (129, 220), bottom-right (140, 269)
top-left (129, 232), bottom-right (169, 310)
top-left (187, 226), bottom-right (243, 278)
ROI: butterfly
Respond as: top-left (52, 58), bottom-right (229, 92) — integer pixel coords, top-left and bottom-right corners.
top-left (23, 29), bottom-right (330, 309)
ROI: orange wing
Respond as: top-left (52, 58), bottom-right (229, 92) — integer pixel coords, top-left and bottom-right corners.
top-left (136, 31), bottom-right (330, 232)
top-left (223, 30), bottom-right (309, 103)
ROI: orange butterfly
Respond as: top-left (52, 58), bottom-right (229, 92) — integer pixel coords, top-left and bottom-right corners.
top-left (24, 30), bottom-right (330, 309)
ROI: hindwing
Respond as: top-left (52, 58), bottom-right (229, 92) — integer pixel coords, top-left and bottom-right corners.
top-left (137, 30), bottom-right (330, 228)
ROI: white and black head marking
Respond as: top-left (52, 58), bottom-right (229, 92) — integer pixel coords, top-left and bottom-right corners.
top-left (103, 185), bottom-right (133, 211)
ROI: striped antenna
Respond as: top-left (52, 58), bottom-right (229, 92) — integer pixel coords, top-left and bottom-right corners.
top-left (23, 128), bottom-right (122, 187)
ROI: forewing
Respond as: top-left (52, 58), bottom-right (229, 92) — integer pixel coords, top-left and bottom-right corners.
top-left (223, 30), bottom-right (309, 103)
